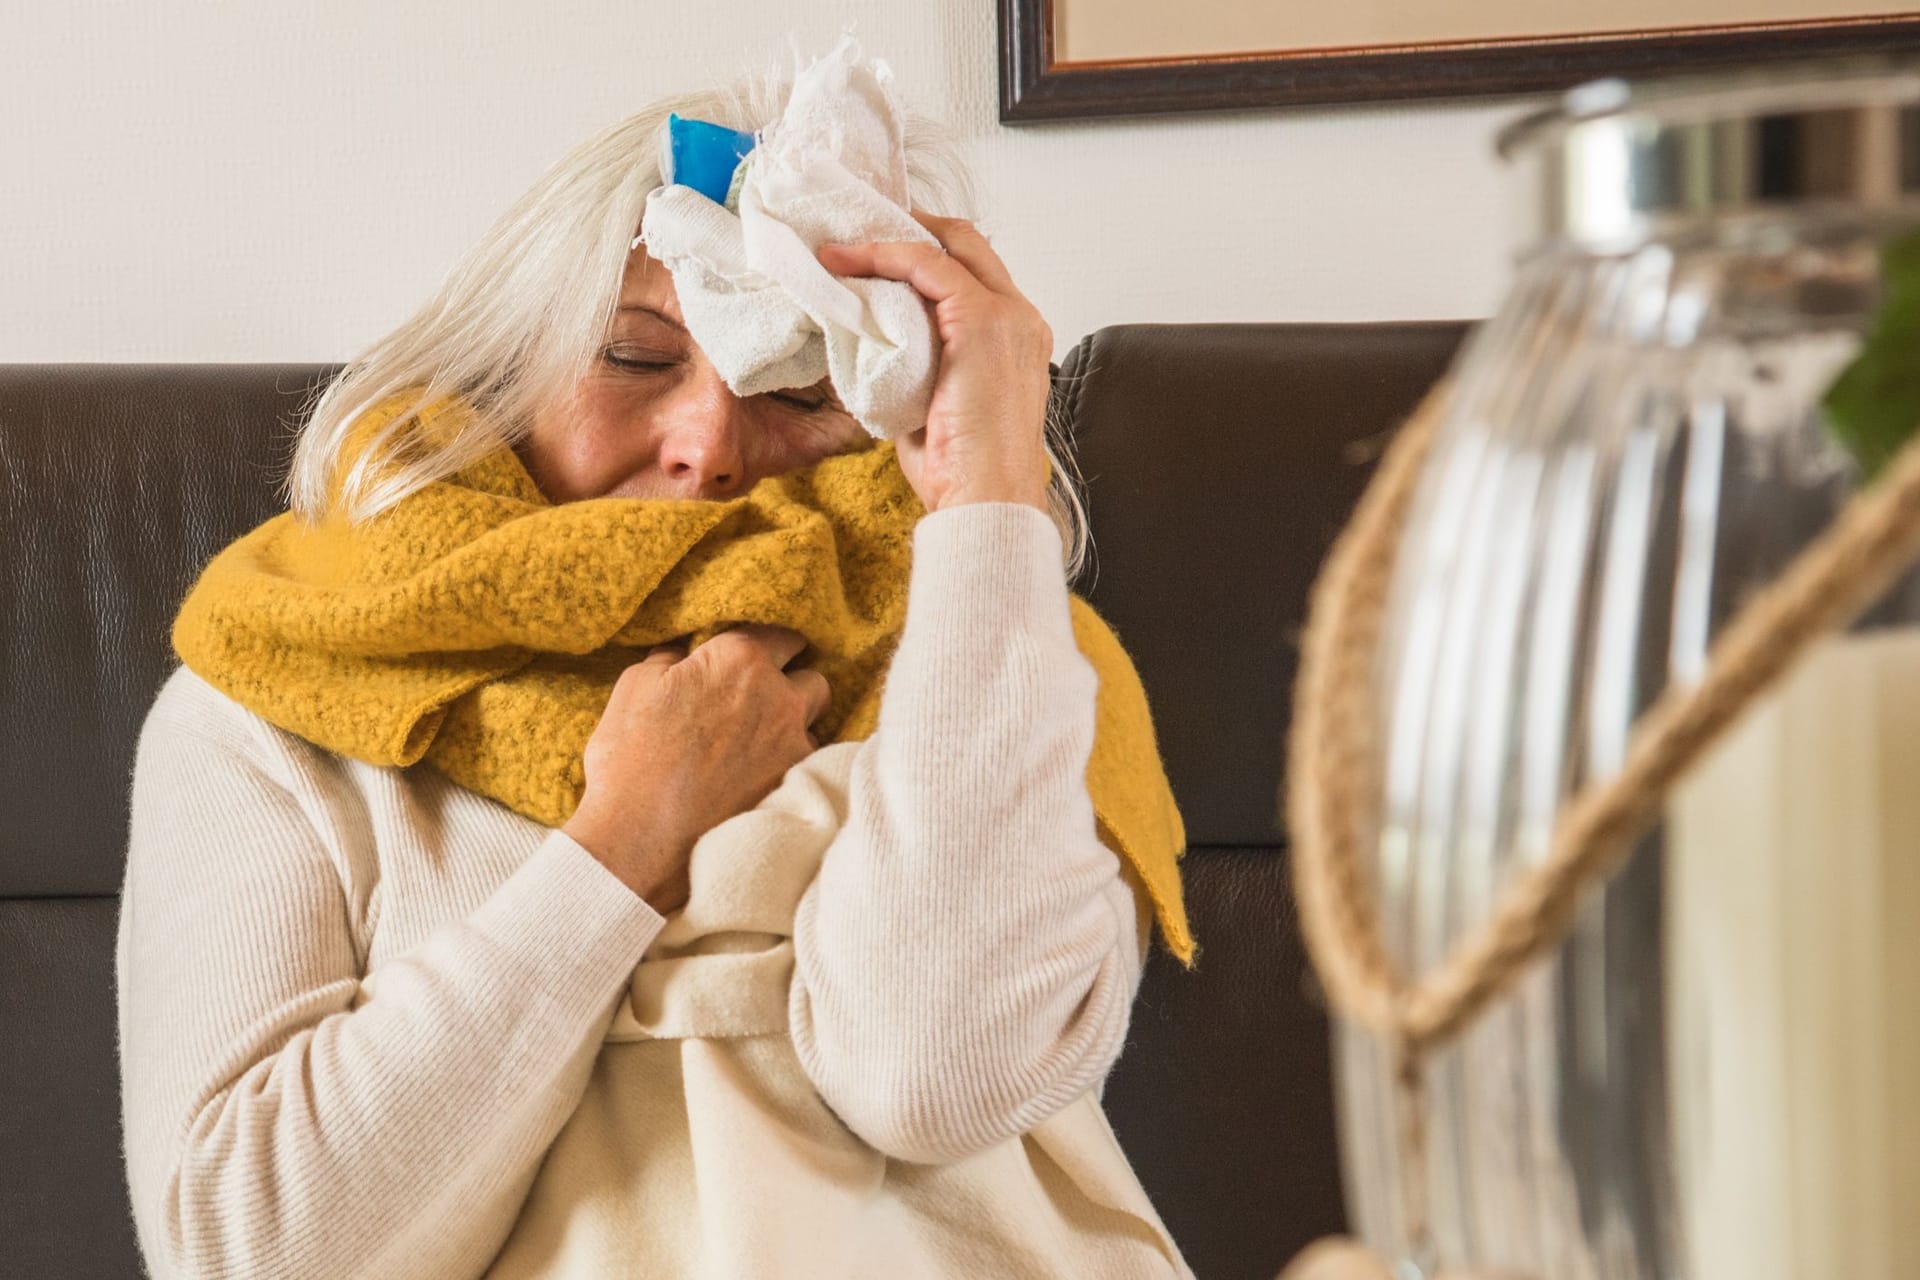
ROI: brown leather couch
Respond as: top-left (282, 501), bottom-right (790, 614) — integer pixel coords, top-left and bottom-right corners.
top-left (0, 320), bottom-right (1467, 1279)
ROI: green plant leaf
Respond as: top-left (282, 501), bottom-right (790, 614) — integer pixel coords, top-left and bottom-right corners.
top-left (1823, 224), bottom-right (1920, 482)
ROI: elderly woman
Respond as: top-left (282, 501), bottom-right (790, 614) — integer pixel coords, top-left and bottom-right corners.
top-left (116, 53), bottom-right (1195, 1280)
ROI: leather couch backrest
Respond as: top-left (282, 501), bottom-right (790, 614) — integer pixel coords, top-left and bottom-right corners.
top-left (1, 364), bottom-right (339, 1276)
top-left (1063, 323), bottom-right (1465, 1279)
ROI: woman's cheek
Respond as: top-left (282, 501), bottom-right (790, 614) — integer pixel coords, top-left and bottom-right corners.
top-left (772, 414), bottom-right (862, 472)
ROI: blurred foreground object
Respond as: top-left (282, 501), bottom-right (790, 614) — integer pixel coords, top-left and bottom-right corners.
top-left (1289, 54), bottom-right (1920, 1280)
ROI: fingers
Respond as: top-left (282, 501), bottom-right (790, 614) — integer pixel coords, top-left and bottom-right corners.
top-left (739, 623), bottom-right (810, 669)
top-left (702, 623), bottom-right (808, 670)
top-left (816, 236), bottom-right (978, 306)
top-left (667, 624), bottom-right (829, 750)
top-left (788, 666), bottom-right (831, 730)
top-left (615, 642), bottom-right (685, 692)
top-left (907, 209), bottom-right (1023, 299)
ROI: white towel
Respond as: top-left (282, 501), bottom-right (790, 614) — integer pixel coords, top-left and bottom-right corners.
top-left (634, 33), bottom-right (943, 440)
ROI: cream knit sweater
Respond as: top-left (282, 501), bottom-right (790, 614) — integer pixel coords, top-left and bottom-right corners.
top-left (117, 502), bottom-right (1188, 1279)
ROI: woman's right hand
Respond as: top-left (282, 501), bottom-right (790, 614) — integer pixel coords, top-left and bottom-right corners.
top-left (562, 624), bottom-right (831, 914)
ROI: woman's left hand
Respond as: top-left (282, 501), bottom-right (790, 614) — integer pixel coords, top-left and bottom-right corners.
top-left (815, 210), bottom-right (1052, 515)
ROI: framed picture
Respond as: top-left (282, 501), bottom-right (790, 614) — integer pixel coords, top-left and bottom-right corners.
top-left (997, 0), bottom-right (1920, 121)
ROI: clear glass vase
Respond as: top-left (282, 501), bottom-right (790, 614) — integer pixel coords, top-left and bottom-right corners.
top-left (1333, 57), bottom-right (1920, 1280)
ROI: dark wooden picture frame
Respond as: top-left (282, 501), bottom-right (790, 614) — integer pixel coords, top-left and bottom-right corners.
top-left (998, 0), bottom-right (1920, 121)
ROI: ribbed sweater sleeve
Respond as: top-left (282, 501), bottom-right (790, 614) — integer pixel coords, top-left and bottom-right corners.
top-left (115, 676), bottom-right (667, 1280)
top-left (787, 501), bottom-right (1149, 1164)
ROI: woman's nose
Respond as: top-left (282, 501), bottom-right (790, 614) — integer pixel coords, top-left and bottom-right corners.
top-left (657, 373), bottom-right (750, 500)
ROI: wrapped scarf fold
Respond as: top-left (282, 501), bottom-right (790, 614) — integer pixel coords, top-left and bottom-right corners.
top-left (171, 393), bottom-right (1195, 964)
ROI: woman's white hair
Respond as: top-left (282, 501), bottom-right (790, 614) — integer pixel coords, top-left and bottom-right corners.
top-left (284, 55), bottom-right (1092, 582)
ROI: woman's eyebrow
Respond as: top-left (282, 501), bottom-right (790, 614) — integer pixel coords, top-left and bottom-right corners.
top-left (617, 303), bottom-right (687, 333)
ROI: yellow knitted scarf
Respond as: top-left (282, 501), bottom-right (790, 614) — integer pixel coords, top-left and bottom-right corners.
top-left (171, 394), bottom-right (1194, 965)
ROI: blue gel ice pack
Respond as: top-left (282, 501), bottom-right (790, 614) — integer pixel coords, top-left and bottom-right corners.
top-left (658, 113), bottom-right (758, 208)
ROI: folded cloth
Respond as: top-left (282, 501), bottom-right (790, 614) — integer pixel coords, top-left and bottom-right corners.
top-left (169, 392), bottom-right (1197, 965)
top-left (635, 32), bottom-right (943, 439)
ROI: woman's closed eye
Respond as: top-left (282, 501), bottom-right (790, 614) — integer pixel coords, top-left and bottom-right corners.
top-left (602, 348), bottom-right (832, 413)
top-left (602, 349), bottom-right (676, 373)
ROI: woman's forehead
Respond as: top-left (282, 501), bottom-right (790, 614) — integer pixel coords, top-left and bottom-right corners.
top-left (618, 251), bottom-right (684, 324)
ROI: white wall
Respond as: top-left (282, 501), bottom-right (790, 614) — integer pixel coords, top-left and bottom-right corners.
top-left (0, 2), bottom-right (1525, 365)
